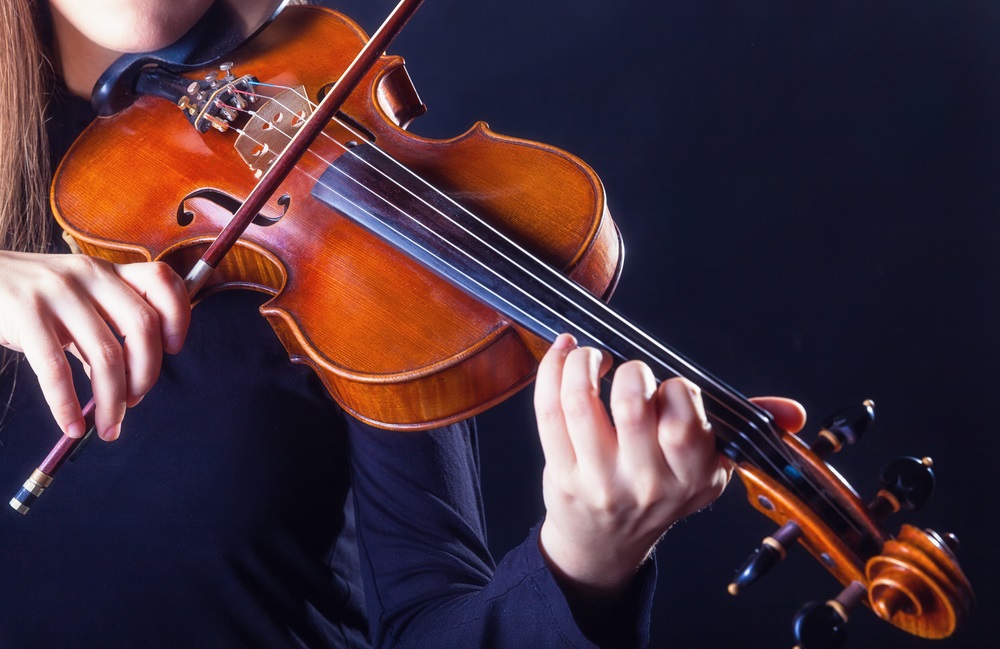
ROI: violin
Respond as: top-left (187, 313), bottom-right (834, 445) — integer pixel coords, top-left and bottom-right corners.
top-left (10, 2), bottom-right (973, 646)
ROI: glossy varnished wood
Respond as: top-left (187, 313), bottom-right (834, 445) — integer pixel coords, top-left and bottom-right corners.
top-left (737, 435), bottom-right (973, 639)
top-left (45, 6), bottom-right (976, 642)
top-left (51, 5), bottom-right (620, 429)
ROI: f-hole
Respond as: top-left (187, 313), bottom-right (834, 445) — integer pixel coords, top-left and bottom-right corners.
top-left (177, 188), bottom-right (290, 227)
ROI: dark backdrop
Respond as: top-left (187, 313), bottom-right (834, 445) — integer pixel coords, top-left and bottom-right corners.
top-left (330, 2), bottom-right (998, 647)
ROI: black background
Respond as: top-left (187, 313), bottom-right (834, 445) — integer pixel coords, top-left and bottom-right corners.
top-left (330, 2), bottom-right (998, 647)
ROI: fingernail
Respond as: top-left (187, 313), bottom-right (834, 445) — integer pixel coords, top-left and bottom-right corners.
top-left (100, 424), bottom-right (121, 442)
top-left (552, 333), bottom-right (577, 351)
top-left (66, 419), bottom-right (86, 439)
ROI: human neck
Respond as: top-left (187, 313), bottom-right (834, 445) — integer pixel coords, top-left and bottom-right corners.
top-left (49, 9), bottom-right (121, 100)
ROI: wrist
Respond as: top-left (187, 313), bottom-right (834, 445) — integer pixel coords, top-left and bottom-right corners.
top-left (538, 518), bottom-right (644, 602)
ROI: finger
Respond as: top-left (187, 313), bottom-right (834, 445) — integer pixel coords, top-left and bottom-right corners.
top-left (559, 345), bottom-right (617, 481)
top-left (656, 378), bottom-right (720, 489)
top-left (611, 360), bottom-right (668, 479)
top-left (57, 260), bottom-right (168, 436)
top-left (115, 262), bottom-right (190, 354)
top-left (751, 396), bottom-right (807, 434)
top-left (83, 264), bottom-right (174, 408)
top-left (39, 277), bottom-right (130, 441)
top-left (60, 309), bottom-right (126, 441)
top-left (98, 265), bottom-right (167, 405)
top-left (18, 321), bottom-right (85, 438)
top-left (534, 334), bottom-right (578, 473)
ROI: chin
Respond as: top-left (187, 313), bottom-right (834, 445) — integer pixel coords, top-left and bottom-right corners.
top-left (52, 0), bottom-right (217, 54)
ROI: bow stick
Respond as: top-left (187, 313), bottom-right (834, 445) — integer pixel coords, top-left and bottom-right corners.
top-left (10, 0), bottom-right (426, 514)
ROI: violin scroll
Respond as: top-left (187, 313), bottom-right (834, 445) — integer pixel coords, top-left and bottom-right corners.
top-left (866, 525), bottom-right (972, 638)
top-left (14, 2), bottom-right (975, 643)
top-left (730, 401), bottom-right (973, 647)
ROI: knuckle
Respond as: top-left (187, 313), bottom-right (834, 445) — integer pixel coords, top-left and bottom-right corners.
top-left (94, 338), bottom-right (124, 368)
top-left (130, 303), bottom-right (161, 337)
top-left (71, 254), bottom-right (109, 278)
top-left (32, 350), bottom-right (69, 381)
top-left (148, 261), bottom-right (181, 289)
top-left (585, 484), bottom-right (621, 515)
top-left (34, 265), bottom-right (77, 295)
top-left (534, 403), bottom-right (563, 428)
top-left (611, 390), bottom-right (648, 428)
top-left (36, 256), bottom-right (108, 294)
top-left (543, 470), bottom-right (578, 503)
top-left (53, 399), bottom-right (80, 423)
top-left (19, 291), bottom-right (47, 318)
top-left (634, 475), bottom-right (666, 508)
top-left (146, 262), bottom-right (190, 317)
top-left (559, 386), bottom-right (597, 420)
top-left (658, 416), bottom-right (699, 448)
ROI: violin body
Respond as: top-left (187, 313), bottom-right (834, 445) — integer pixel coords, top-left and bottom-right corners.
top-left (45, 3), bottom-right (974, 646)
top-left (53, 5), bottom-right (621, 429)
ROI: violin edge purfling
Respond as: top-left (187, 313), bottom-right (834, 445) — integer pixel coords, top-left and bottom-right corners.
top-left (19, 3), bottom-right (975, 646)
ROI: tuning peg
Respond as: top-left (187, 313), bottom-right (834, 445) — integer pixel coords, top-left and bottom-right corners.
top-left (810, 401), bottom-right (875, 458)
top-left (728, 521), bottom-right (802, 595)
top-left (792, 581), bottom-right (867, 649)
top-left (219, 61), bottom-right (236, 82)
top-left (868, 456), bottom-right (935, 521)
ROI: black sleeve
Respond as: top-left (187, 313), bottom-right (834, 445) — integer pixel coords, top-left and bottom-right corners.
top-left (347, 417), bottom-right (657, 649)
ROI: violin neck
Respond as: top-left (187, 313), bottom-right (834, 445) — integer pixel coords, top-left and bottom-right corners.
top-left (313, 142), bottom-right (778, 464)
top-left (313, 142), bottom-right (879, 548)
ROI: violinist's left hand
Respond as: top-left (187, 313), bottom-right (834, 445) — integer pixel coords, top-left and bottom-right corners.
top-left (534, 333), bottom-right (806, 600)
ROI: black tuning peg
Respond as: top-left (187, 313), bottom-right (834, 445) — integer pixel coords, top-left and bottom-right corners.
top-left (792, 582), bottom-right (867, 649)
top-left (868, 456), bottom-right (936, 522)
top-left (810, 401), bottom-right (875, 459)
top-left (940, 531), bottom-right (961, 554)
top-left (728, 521), bottom-right (802, 595)
top-left (792, 602), bottom-right (848, 649)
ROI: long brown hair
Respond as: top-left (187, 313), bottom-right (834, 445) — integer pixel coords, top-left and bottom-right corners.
top-left (0, 0), bottom-right (309, 381)
top-left (0, 0), bottom-right (49, 387)
top-left (0, 0), bottom-right (50, 255)
top-left (0, 1), bottom-right (309, 255)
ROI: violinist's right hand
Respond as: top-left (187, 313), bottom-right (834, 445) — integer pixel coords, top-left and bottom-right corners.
top-left (0, 252), bottom-right (190, 441)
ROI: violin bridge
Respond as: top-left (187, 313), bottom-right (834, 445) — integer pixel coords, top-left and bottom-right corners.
top-left (234, 86), bottom-right (313, 179)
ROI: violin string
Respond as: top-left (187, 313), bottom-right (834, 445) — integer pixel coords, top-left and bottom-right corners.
top-left (240, 84), bottom-right (772, 418)
top-left (234, 83), bottom-right (826, 496)
top-left (226, 82), bottom-right (858, 534)
top-left (235, 85), bottom-right (787, 446)
top-left (234, 86), bottom-right (773, 423)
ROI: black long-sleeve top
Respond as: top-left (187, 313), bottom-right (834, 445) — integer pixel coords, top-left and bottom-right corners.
top-left (0, 85), bottom-right (654, 648)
